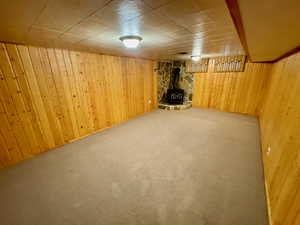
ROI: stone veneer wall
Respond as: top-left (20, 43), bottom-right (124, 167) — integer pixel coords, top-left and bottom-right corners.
top-left (157, 61), bottom-right (194, 104)
top-left (157, 61), bottom-right (172, 103)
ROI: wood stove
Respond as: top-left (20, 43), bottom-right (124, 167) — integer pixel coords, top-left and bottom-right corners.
top-left (166, 88), bottom-right (184, 104)
top-left (166, 67), bottom-right (184, 105)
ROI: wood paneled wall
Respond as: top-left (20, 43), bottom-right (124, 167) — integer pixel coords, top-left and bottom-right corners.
top-left (193, 54), bottom-right (300, 225)
top-left (260, 52), bottom-right (300, 225)
top-left (192, 59), bottom-right (272, 116)
top-left (0, 42), bottom-right (157, 168)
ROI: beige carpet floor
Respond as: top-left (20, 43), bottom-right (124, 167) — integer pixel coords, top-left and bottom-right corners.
top-left (0, 108), bottom-right (268, 225)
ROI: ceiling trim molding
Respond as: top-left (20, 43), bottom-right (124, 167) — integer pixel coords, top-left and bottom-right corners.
top-left (272, 46), bottom-right (300, 63)
top-left (225, 0), bottom-right (250, 60)
top-left (252, 46), bottom-right (300, 63)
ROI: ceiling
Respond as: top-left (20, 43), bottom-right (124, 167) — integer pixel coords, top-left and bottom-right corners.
top-left (238, 0), bottom-right (300, 62)
top-left (0, 0), bottom-right (244, 60)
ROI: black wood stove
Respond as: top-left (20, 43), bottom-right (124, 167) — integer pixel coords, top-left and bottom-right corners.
top-left (166, 67), bottom-right (184, 105)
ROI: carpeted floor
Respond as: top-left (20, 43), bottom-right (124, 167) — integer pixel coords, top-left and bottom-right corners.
top-left (0, 108), bottom-right (268, 225)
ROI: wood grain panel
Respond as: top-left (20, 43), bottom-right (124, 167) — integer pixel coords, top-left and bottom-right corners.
top-left (213, 55), bottom-right (246, 72)
top-left (259, 51), bottom-right (300, 225)
top-left (186, 58), bottom-right (209, 73)
top-left (0, 42), bottom-right (157, 168)
top-left (192, 59), bottom-right (272, 116)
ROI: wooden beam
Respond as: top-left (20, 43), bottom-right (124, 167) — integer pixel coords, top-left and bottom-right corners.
top-left (225, 0), bottom-right (250, 60)
top-left (226, 0), bottom-right (299, 63)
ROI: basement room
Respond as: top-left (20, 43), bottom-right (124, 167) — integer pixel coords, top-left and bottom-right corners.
top-left (0, 0), bottom-right (299, 225)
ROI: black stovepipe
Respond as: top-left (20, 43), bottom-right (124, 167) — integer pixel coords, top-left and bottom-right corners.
top-left (171, 67), bottom-right (181, 89)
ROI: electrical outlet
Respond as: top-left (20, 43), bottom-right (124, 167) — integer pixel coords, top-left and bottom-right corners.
top-left (267, 146), bottom-right (271, 156)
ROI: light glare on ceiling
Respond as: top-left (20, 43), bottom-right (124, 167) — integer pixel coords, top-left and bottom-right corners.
top-left (120, 35), bottom-right (142, 48)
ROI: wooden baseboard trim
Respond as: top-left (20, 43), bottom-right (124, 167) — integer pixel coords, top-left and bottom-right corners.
top-left (264, 181), bottom-right (273, 225)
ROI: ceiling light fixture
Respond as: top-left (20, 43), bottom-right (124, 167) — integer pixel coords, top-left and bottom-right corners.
top-left (191, 55), bottom-right (201, 62)
top-left (120, 35), bottom-right (142, 49)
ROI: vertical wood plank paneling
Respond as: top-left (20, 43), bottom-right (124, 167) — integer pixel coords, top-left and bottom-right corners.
top-left (260, 52), bottom-right (300, 225)
top-left (0, 42), bottom-right (156, 168)
top-left (192, 59), bottom-right (272, 116)
top-left (95, 54), bottom-right (110, 129)
top-left (29, 46), bottom-right (65, 146)
top-left (47, 48), bottom-right (75, 142)
top-left (6, 44), bottom-right (47, 153)
top-left (0, 44), bottom-right (37, 158)
top-left (69, 50), bottom-right (93, 135)
top-left (54, 49), bottom-right (80, 138)
top-left (152, 61), bottom-right (158, 108)
top-left (17, 45), bottom-right (56, 150)
top-left (63, 50), bottom-right (86, 137)
top-left (0, 98), bottom-right (22, 165)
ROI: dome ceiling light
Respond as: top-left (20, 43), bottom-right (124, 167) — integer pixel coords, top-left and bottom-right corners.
top-left (191, 55), bottom-right (201, 62)
top-left (120, 35), bottom-right (142, 49)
